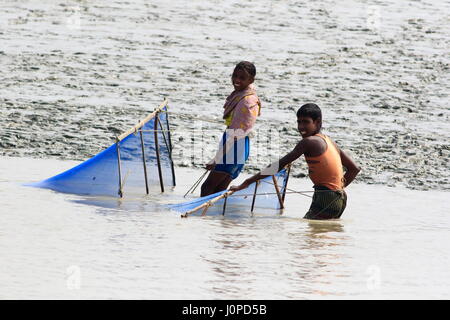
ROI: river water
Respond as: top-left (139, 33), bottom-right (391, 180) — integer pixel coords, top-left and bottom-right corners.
top-left (1, 0), bottom-right (449, 299)
top-left (1, 156), bottom-right (449, 299)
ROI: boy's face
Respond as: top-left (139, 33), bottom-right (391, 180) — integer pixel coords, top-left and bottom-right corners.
top-left (231, 68), bottom-right (254, 91)
top-left (297, 116), bottom-right (320, 138)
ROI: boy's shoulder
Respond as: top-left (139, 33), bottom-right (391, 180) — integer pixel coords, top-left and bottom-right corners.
top-left (295, 135), bottom-right (327, 154)
top-left (301, 135), bottom-right (325, 145)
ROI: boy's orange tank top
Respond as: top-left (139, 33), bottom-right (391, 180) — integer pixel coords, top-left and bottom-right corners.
top-left (304, 133), bottom-right (344, 190)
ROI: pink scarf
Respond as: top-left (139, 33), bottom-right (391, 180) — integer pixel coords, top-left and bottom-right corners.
top-left (223, 84), bottom-right (260, 119)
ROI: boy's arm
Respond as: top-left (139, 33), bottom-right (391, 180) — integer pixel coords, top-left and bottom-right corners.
top-left (339, 148), bottom-right (361, 187)
top-left (230, 140), bottom-right (305, 191)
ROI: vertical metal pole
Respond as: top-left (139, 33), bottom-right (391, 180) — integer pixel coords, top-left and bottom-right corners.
top-left (281, 165), bottom-right (291, 203)
top-left (250, 180), bottom-right (259, 213)
top-left (156, 117), bottom-right (170, 153)
top-left (156, 116), bottom-right (176, 188)
top-left (154, 112), bottom-right (165, 193)
top-left (139, 129), bottom-right (149, 195)
top-left (164, 105), bottom-right (176, 186)
top-left (272, 175), bottom-right (284, 209)
top-left (115, 138), bottom-right (123, 198)
top-left (222, 195), bottom-right (228, 216)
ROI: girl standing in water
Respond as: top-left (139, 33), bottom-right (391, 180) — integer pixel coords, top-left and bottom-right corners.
top-left (201, 61), bottom-right (261, 196)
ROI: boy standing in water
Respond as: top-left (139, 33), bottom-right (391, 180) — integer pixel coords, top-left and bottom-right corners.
top-left (230, 103), bottom-right (361, 220)
top-left (201, 61), bottom-right (261, 196)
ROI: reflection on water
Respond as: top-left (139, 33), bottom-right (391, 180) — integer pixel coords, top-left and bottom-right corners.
top-left (201, 217), bottom-right (276, 298)
top-left (306, 220), bottom-right (345, 236)
top-left (279, 219), bottom-right (349, 298)
top-left (70, 189), bottom-right (176, 213)
top-left (198, 216), bottom-right (350, 298)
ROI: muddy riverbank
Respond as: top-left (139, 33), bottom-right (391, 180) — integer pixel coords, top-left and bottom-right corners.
top-left (1, 0), bottom-right (449, 191)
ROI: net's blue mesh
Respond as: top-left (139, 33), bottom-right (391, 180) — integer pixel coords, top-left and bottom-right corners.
top-left (29, 107), bottom-right (175, 197)
top-left (118, 109), bottom-right (174, 195)
top-left (168, 169), bottom-right (289, 216)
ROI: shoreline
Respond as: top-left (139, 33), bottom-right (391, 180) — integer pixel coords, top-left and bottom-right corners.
top-left (1, 0), bottom-right (449, 192)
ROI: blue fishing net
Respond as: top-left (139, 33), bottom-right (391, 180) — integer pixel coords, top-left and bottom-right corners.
top-left (168, 168), bottom-right (289, 216)
top-left (28, 106), bottom-right (175, 197)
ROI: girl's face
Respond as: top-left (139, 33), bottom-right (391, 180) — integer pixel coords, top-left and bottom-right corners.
top-left (231, 68), bottom-right (254, 91)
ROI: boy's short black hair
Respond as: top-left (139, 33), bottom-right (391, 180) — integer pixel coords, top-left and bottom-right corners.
top-left (297, 103), bottom-right (322, 121)
top-left (235, 61), bottom-right (256, 77)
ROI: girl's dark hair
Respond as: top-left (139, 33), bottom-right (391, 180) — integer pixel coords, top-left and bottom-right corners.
top-left (235, 61), bottom-right (256, 77)
top-left (297, 103), bottom-right (322, 121)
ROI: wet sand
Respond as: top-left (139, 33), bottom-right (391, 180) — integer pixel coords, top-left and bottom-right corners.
top-left (1, 0), bottom-right (449, 191)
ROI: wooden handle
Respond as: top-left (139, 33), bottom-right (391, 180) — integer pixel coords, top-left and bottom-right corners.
top-left (117, 99), bottom-right (168, 141)
top-left (184, 190), bottom-right (235, 217)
